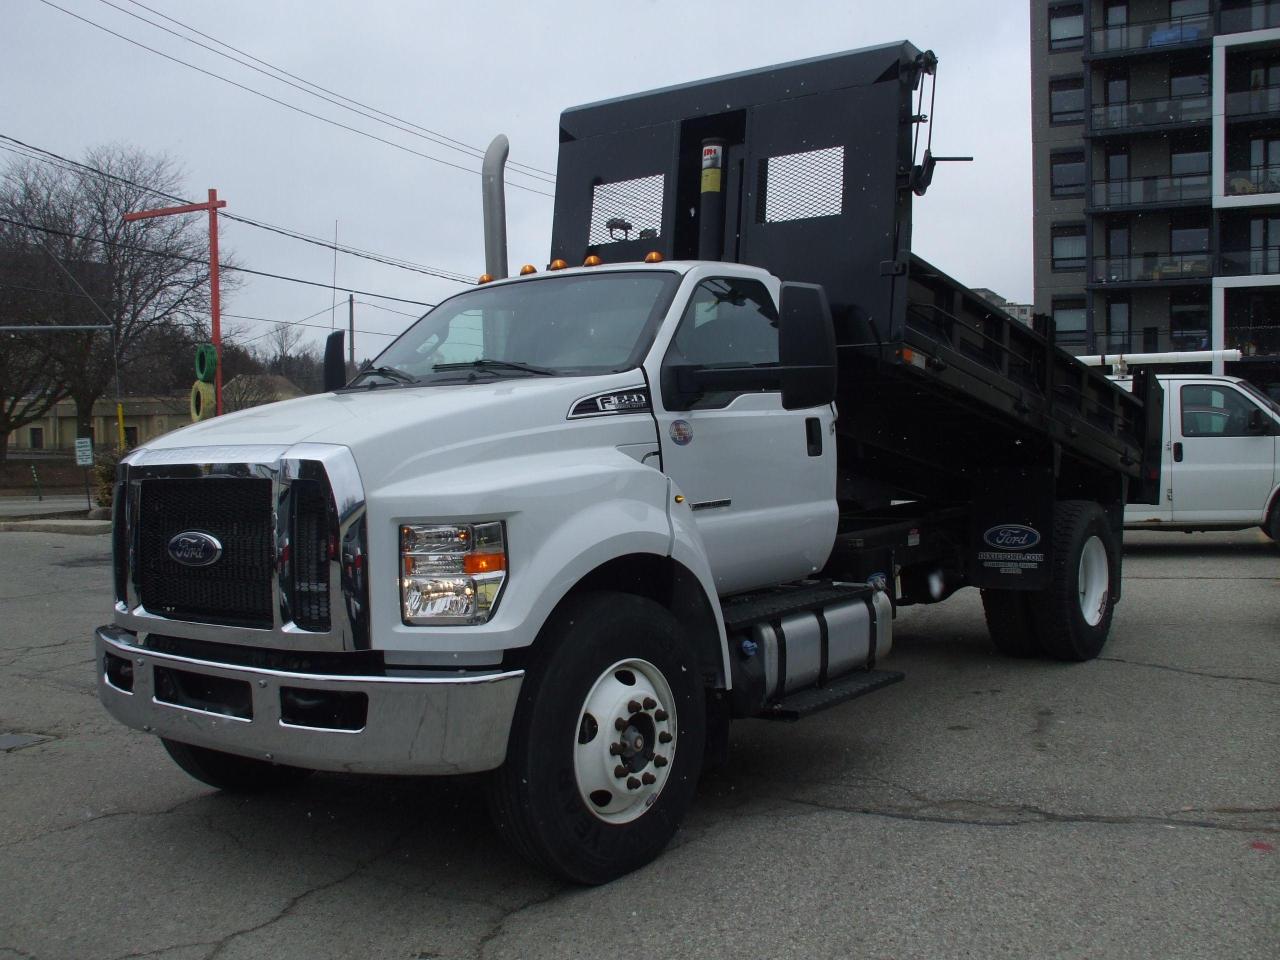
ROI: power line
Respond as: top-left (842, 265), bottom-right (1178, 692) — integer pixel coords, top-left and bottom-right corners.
top-left (97, 0), bottom-right (556, 183)
top-left (0, 134), bottom-right (475, 284)
top-left (33, 0), bottom-right (556, 198)
top-left (0, 213), bottom-right (438, 307)
top-left (225, 311), bottom-right (398, 343)
top-left (353, 299), bottom-right (422, 318)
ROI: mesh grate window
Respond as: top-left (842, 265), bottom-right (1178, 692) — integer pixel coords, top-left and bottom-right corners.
top-left (291, 479), bottom-right (332, 631)
top-left (588, 174), bottom-right (664, 245)
top-left (756, 146), bottom-right (845, 224)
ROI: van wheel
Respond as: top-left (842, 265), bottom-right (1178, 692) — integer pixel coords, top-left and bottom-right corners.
top-left (1030, 501), bottom-right (1118, 662)
top-left (161, 739), bottom-right (313, 792)
top-left (980, 589), bottom-right (1042, 657)
top-left (1264, 500), bottom-right (1280, 541)
top-left (487, 592), bottom-right (705, 885)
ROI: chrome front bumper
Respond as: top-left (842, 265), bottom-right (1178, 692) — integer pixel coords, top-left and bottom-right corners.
top-left (95, 625), bottom-right (524, 775)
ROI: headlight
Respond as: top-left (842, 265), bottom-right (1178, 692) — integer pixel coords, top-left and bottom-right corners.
top-left (400, 522), bottom-right (507, 625)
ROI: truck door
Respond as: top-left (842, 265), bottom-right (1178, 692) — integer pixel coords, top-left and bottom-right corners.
top-left (1171, 381), bottom-right (1278, 524)
top-left (648, 274), bottom-right (837, 596)
top-left (1126, 379), bottom-right (1174, 523)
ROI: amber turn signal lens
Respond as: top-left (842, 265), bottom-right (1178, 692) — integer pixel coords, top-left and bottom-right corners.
top-left (478, 273), bottom-right (494, 284)
top-left (463, 553), bottom-right (507, 575)
top-left (583, 255), bottom-right (602, 267)
top-left (548, 259), bottom-right (568, 271)
top-left (519, 264), bottom-right (537, 275)
top-left (644, 251), bottom-right (664, 263)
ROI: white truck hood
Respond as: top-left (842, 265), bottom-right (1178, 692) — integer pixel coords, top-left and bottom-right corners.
top-left (142, 373), bottom-right (652, 487)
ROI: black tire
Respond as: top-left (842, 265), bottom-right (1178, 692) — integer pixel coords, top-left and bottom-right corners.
top-left (161, 739), bottom-right (314, 792)
top-left (981, 588), bottom-right (1043, 658)
top-left (487, 591), bottom-right (705, 885)
top-left (1029, 500), bottom-right (1118, 662)
top-left (1264, 499), bottom-right (1280, 541)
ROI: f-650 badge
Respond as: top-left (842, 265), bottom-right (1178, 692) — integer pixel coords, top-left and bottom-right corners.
top-left (983, 524), bottom-right (1041, 551)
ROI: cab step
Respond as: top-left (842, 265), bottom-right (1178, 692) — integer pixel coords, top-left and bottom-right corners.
top-left (760, 669), bottom-right (904, 721)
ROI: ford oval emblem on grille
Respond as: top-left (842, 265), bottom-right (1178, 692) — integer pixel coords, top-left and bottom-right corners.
top-left (167, 531), bottom-right (223, 567)
top-left (983, 524), bottom-right (1041, 551)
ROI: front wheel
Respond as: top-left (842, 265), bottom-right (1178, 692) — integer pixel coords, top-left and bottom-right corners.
top-left (1030, 501), bottom-right (1118, 662)
top-left (487, 592), bottom-right (705, 885)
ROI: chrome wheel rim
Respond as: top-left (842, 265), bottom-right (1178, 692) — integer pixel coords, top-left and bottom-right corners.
top-left (573, 658), bottom-right (676, 824)
top-left (1078, 535), bottom-right (1109, 627)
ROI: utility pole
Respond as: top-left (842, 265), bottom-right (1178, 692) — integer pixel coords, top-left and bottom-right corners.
top-left (123, 189), bottom-right (227, 414)
top-left (348, 293), bottom-right (355, 372)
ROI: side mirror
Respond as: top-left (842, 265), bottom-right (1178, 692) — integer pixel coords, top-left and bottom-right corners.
top-left (323, 331), bottom-right (346, 392)
top-left (778, 282), bottom-right (837, 410)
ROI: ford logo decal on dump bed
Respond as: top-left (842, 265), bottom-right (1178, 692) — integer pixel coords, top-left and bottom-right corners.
top-left (167, 531), bottom-right (222, 567)
top-left (983, 524), bottom-right (1041, 551)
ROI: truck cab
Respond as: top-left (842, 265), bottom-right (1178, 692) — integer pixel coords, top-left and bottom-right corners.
top-left (1123, 374), bottom-right (1280, 536)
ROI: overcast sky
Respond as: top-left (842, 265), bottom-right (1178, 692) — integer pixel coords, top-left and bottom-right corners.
top-left (3, 0), bottom-right (1033, 357)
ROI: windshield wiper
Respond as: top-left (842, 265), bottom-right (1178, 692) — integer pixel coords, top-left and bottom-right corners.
top-left (352, 365), bottom-right (418, 386)
top-left (431, 358), bottom-right (555, 376)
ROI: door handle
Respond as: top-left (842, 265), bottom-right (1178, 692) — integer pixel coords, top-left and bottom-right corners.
top-left (805, 417), bottom-right (822, 457)
top-left (1173, 441), bottom-right (1183, 462)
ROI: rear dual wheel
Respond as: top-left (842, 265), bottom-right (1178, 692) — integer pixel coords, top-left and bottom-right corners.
top-left (488, 591), bottom-right (705, 885)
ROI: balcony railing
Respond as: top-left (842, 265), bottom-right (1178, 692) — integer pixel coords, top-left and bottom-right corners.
top-left (1089, 13), bottom-right (1211, 54)
top-left (1221, 2), bottom-right (1280, 34)
top-left (1226, 166), bottom-right (1280, 195)
top-left (1090, 173), bottom-right (1211, 207)
top-left (1226, 84), bottom-right (1280, 117)
top-left (1091, 92), bottom-right (1211, 131)
top-left (1094, 333), bottom-right (1134, 353)
top-left (1092, 252), bottom-right (1213, 283)
top-left (1227, 323), bottom-right (1280, 354)
top-left (1220, 247), bottom-right (1280, 275)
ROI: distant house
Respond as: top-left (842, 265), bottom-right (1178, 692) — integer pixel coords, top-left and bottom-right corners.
top-left (9, 394), bottom-right (188, 453)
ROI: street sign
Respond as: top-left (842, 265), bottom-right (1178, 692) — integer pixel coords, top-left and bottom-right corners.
top-left (74, 438), bottom-right (94, 467)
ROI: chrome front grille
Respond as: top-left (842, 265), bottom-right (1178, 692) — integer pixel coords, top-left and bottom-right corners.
top-left (113, 443), bottom-right (368, 651)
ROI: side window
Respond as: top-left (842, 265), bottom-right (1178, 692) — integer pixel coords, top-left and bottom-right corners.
top-left (662, 277), bottom-right (779, 410)
top-left (1180, 384), bottom-right (1260, 437)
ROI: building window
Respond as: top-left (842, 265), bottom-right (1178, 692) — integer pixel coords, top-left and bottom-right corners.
top-left (1051, 225), bottom-right (1087, 270)
top-left (124, 426), bottom-right (139, 448)
top-left (1052, 298), bottom-right (1087, 346)
top-left (1104, 297), bottom-right (1131, 352)
top-left (1169, 0), bottom-right (1209, 20)
top-left (1050, 151), bottom-right (1086, 197)
top-left (28, 427), bottom-right (44, 450)
top-left (1170, 66), bottom-right (1209, 98)
top-left (1049, 77), bottom-right (1084, 124)
top-left (1171, 142), bottom-right (1210, 176)
top-left (1171, 290), bottom-right (1210, 350)
top-left (1048, 4), bottom-right (1084, 51)
top-left (1170, 217), bottom-right (1210, 254)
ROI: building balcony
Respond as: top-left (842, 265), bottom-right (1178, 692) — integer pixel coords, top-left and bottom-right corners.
top-left (1225, 165), bottom-right (1280, 195)
top-left (1089, 93), bottom-right (1211, 135)
top-left (1088, 173), bottom-right (1211, 210)
top-left (1088, 13), bottom-right (1211, 56)
top-left (1220, 2), bottom-right (1280, 35)
top-left (1091, 252), bottom-right (1213, 284)
top-left (1220, 246), bottom-right (1280, 275)
top-left (1228, 323), bottom-right (1280, 355)
top-left (1226, 84), bottom-right (1280, 119)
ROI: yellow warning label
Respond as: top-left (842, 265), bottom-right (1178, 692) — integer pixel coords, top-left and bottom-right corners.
top-left (701, 168), bottom-right (722, 193)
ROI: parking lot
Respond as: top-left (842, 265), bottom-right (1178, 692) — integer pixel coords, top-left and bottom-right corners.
top-left (0, 528), bottom-right (1275, 960)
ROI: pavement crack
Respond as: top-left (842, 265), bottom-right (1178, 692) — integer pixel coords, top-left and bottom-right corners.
top-left (0, 794), bottom-right (208, 851)
top-left (474, 886), bottom-right (564, 960)
top-left (1099, 656), bottom-right (1280, 686)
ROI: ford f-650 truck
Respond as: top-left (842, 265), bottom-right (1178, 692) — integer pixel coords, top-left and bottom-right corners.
top-left (95, 43), bottom-right (1162, 883)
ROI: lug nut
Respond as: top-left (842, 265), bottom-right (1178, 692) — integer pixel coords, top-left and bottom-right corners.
top-left (627, 700), bottom-right (642, 713)
top-left (658, 731), bottom-right (672, 744)
top-left (626, 776), bottom-right (641, 790)
top-left (643, 697), bottom-right (657, 709)
top-left (642, 772), bottom-right (656, 785)
top-left (614, 764), bottom-right (629, 778)
top-left (654, 709), bottom-right (668, 722)
top-left (609, 743), bottom-right (625, 756)
top-left (614, 717), bottom-right (628, 731)
top-left (653, 755), bottom-right (668, 767)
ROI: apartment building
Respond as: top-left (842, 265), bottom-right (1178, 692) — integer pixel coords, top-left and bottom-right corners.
top-left (1031, 0), bottom-right (1280, 396)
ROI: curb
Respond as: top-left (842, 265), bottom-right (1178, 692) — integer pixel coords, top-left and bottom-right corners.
top-left (0, 519), bottom-right (112, 536)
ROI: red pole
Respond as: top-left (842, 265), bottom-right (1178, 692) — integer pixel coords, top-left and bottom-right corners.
top-left (208, 189), bottom-right (223, 416)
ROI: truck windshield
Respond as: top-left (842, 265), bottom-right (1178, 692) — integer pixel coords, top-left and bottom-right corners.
top-left (366, 270), bottom-right (680, 381)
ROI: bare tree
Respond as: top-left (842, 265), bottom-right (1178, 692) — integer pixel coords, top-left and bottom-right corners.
top-left (0, 146), bottom-right (234, 444)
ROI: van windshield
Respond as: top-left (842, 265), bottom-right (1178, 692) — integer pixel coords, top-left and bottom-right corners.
top-left (363, 270), bottom-right (680, 383)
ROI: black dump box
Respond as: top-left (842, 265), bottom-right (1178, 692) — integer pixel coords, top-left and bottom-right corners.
top-left (550, 42), bottom-right (1161, 506)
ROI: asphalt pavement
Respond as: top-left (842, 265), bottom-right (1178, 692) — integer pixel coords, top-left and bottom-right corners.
top-left (0, 528), bottom-right (1275, 960)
